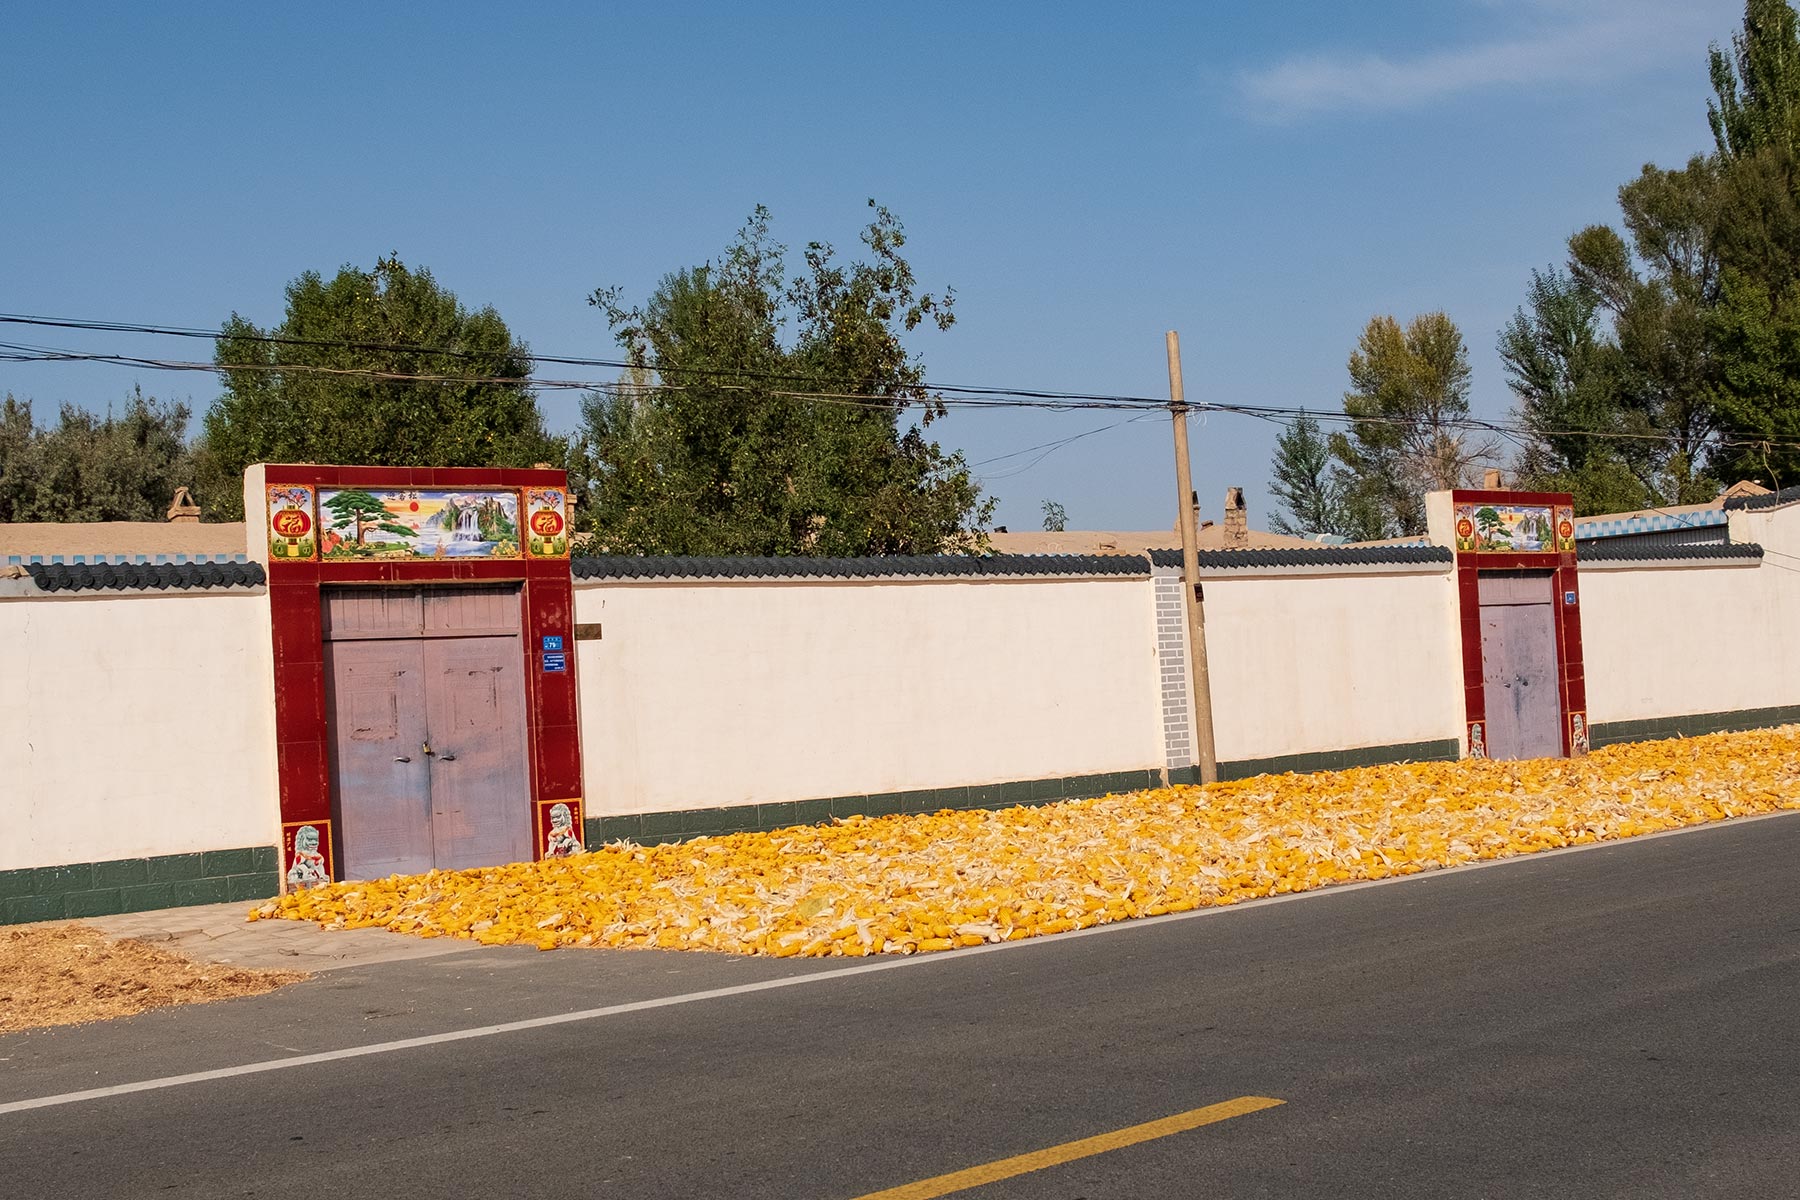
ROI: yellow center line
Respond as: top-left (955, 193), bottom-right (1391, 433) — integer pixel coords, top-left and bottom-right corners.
top-left (846, 1095), bottom-right (1286, 1200)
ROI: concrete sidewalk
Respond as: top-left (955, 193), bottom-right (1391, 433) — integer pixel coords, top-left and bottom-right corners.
top-left (79, 902), bottom-right (488, 972)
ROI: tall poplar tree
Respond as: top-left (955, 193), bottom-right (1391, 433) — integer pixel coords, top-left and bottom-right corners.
top-left (1707, 0), bottom-right (1800, 485)
top-left (1330, 313), bottom-right (1493, 539)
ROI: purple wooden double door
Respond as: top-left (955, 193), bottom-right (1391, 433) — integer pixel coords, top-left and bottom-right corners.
top-left (323, 586), bottom-right (532, 879)
top-left (1477, 572), bottom-right (1563, 761)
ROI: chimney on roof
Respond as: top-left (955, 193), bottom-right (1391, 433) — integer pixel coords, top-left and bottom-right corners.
top-left (1223, 487), bottom-right (1247, 546)
top-left (166, 486), bottom-right (201, 524)
top-left (1482, 468), bottom-right (1504, 490)
top-left (1175, 490), bottom-right (1202, 534)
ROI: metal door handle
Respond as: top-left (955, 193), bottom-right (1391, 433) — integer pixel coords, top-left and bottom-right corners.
top-left (393, 755), bottom-right (411, 763)
top-left (439, 753), bottom-right (456, 762)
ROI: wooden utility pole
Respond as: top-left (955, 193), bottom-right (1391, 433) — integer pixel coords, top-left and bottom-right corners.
top-left (1166, 331), bottom-right (1219, 784)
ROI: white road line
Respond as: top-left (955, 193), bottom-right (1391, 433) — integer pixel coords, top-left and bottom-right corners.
top-left (4, 806), bottom-right (1795, 1116)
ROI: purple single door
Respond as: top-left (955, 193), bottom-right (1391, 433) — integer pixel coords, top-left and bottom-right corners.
top-left (422, 634), bottom-right (532, 871)
top-left (324, 585), bottom-right (532, 879)
top-left (1478, 573), bottom-right (1563, 760)
top-left (325, 638), bottom-right (433, 878)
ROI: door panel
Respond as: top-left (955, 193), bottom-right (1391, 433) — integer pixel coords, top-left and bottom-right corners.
top-left (1478, 609), bottom-right (1518, 759)
top-left (1510, 603), bottom-right (1563, 758)
top-left (1479, 600), bottom-right (1563, 761)
top-left (423, 635), bottom-right (532, 871)
top-left (1478, 572), bottom-right (1553, 606)
top-left (323, 589), bottom-right (425, 640)
top-left (423, 586), bottom-right (521, 638)
top-left (326, 640), bottom-right (432, 878)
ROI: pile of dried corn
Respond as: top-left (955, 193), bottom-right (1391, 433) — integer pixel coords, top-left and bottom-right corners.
top-left (255, 727), bottom-right (1800, 956)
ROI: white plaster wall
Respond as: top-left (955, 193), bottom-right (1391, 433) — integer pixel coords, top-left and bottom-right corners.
top-left (1198, 569), bottom-right (1465, 761)
top-left (1580, 560), bottom-right (1800, 723)
top-left (0, 593), bottom-right (281, 869)
top-left (574, 577), bottom-right (1164, 815)
top-left (1730, 503), bottom-right (1800, 566)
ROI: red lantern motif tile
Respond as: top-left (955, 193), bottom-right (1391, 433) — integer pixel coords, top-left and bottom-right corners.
top-left (523, 487), bottom-right (570, 559)
top-left (1555, 506), bottom-right (1577, 552)
top-left (267, 484), bottom-right (318, 563)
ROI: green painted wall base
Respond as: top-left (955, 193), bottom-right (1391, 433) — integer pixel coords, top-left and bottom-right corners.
top-left (1207, 739), bottom-right (1462, 784)
top-left (1589, 705), bottom-right (1800, 749)
top-left (585, 769), bottom-right (1167, 847)
top-left (582, 740), bottom-right (1464, 848)
top-left (0, 846), bottom-right (279, 926)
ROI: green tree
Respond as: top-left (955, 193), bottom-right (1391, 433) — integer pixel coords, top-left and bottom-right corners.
top-left (1330, 312), bottom-right (1494, 539)
top-left (196, 256), bottom-right (562, 520)
top-left (0, 389), bottom-right (195, 521)
top-left (0, 395), bottom-right (34, 521)
top-left (1265, 412), bottom-right (1352, 538)
top-left (1703, 2), bottom-right (1800, 484)
top-left (1040, 500), bottom-right (1067, 532)
top-left (1565, 157), bottom-right (1724, 503)
top-left (1710, 0), bottom-right (1800, 162)
top-left (573, 203), bottom-right (992, 555)
top-left (1508, 1), bottom-right (1800, 495)
top-left (1498, 268), bottom-right (1655, 514)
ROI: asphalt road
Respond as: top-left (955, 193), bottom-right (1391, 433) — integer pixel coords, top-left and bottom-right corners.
top-left (4, 812), bottom-right (1799, 1199)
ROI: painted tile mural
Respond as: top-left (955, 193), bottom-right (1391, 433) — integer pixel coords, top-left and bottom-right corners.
top-left (1453, 502), bottom-right (1572, 554)
top-left (317, 488), bottom-right (521, 560)
top-left (267, 484), bottom-right (318, 561)
top-left (523, 486), bottom-right (570, 559)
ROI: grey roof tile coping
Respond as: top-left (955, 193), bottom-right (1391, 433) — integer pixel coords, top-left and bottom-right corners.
top-left (573, 545), bottom-right (1462, 582)
top-left (23, 561), bottom-right (268, 593)
top-left (1577, 541), bottom-right (1763, 563)
top-left (19, 541), bottom-right (1753, 591)
top-left (1723, 485), bottom-right (1800, 511)
top-left (571, 553), bottom-right (1152, 581)
top-left (1147, 545), bottom-right (1453, 569)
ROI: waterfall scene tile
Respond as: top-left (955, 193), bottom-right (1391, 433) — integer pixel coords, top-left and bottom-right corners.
top-left (317, 488), bottom-right (521, 560)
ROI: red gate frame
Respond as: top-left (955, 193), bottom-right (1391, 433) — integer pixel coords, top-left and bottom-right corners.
top-left (1449, 489), bottom-right (1588, 759)
top-left (253, 464), bottom-right (582, 887)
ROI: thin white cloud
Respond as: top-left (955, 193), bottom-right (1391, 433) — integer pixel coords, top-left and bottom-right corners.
top-left (1239, 1), bottom-right (1739, 120)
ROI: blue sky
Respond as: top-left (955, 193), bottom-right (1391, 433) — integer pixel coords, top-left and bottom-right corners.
top-left (0, 0), bottom-right (1744, 532)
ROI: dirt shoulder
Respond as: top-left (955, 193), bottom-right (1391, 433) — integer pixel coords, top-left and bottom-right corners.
top-left (0, 924), bottom-right (306, 1034)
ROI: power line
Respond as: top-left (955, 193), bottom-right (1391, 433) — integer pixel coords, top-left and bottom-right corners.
top-left (0, 311), bottom-right (1185, 406)
top-left (973, 415), bottom-right (1161, 480)
top-left (10, 311), bottom-right (1800, 454)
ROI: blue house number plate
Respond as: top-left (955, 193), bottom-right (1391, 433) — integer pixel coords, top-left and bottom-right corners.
top-left (542, 635), bottom-right (565, 652)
